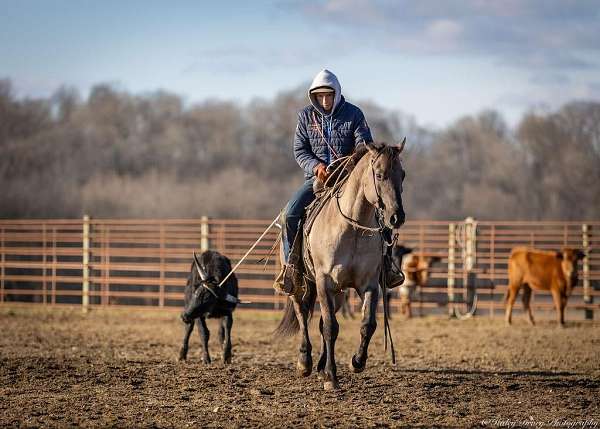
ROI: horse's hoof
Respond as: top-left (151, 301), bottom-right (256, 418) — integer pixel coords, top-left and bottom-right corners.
top-left (223, 356), bottom-right (232, 365)
top-left (317, 370), bottom-right (325, 381)
top-left (323, 380), bottom-right (340, 391)
top-left (296, 361), bottom-right (312, 377)
top-left (350, 355), bottom-right (365, 373)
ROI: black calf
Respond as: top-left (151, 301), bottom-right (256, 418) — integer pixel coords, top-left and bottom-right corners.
top-left (179, 250), bottom-right (238, 364)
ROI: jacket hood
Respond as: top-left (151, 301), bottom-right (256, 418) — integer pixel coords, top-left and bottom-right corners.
top-left (308, 69), bottom-right (342, 116)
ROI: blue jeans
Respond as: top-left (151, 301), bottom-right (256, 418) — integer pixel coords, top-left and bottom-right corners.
top-left (283, 180), bottom-right (316, 263)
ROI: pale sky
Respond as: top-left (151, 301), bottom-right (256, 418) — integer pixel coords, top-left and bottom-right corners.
top-left (1, 0), bottom-right (599, 128)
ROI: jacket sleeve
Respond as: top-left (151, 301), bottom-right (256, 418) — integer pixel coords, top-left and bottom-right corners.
top-left (354, 109), bottom-right (373, 144)
top-left (293, 111), bottom-right (321, 176)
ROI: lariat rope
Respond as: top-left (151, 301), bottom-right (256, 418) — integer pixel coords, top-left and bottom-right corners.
top-left (216, 215), bottom-right (281, 288)
top-left (312, 111), bottom-right (341, 161)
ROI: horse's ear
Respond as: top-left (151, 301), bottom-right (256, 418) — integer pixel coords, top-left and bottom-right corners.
top-left (394, 137), bottom-right (406, 154)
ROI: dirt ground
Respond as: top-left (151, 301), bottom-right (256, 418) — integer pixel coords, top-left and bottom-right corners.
top-left (1, 306), bottom-right (599, 428)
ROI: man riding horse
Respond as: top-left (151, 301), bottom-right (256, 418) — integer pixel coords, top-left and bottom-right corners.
top-left (274, 69), bottom-right (404, 295)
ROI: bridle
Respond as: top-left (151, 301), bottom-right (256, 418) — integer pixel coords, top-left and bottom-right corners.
top-left (335, 146), bottom-right (398, 237)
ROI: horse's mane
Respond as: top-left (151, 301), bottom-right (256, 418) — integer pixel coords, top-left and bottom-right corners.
top-left (351, 143), bottom-right (369, 164)
top-left (351, 141), bottom-right (391, 165)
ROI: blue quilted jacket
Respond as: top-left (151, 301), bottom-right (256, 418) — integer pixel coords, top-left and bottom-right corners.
top-left (293, 69), bottom-right (373, 179)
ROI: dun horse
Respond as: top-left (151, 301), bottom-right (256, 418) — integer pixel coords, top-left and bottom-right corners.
top-left (276, 141), bottom-right (406, 390)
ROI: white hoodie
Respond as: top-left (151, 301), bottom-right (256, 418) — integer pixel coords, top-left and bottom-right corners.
top-left (308, 69), bottom-right (342, 116)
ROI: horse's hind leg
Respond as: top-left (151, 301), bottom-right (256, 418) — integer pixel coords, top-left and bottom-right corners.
top-left (351, 284), bottom-right (379, 373)
top-left (292, 296), bottom-right (312, 376)
top-left (317, 276), bottom-right (340, 390)
top-left (316, 316), bottom-right (326, 378)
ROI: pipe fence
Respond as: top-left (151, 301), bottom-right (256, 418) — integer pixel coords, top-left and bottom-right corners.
top-left (1, 218), bottom-right (598, 319)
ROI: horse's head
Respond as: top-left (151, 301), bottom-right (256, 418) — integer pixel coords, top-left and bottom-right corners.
top-left (363, 140), bottom-right (406, 229)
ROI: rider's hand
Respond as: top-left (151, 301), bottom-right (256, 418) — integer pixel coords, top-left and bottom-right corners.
top-left (314, 163), bottom-right (329, 182)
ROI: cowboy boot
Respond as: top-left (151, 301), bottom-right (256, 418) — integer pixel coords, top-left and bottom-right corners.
top-left (273, 264), bottom-right (297, 296)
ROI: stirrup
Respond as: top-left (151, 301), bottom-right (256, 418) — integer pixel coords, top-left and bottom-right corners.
top-left (386, 269), bottom-right (405, 289)
top-left (385, 256), bottom-right (405, 289)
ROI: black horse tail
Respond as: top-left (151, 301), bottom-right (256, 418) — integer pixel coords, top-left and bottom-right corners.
top-left (274, 281), bottom-right (317, 338)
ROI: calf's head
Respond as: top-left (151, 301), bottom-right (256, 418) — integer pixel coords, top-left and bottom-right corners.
top-left (558, 248), bottom-right (585, 296)
top-left (181, 256), bottom-right (221, 323)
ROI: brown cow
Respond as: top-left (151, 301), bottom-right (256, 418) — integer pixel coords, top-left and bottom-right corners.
top-left (389, 246), bottom-right (441, 318)
top-left (505, 247), bottom-right (585, 326)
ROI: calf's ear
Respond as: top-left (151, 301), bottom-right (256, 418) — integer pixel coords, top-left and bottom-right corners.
top-left (576, 250), bottom-right (586, 260)
top-left (555, 251), bottom-right (564, 260)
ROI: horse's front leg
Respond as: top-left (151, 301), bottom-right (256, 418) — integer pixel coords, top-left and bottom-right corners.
top-left (292, 296), bottom-right (312, 376)
top-left (317, 275), bottom-right (340, 390)
top-left (351, 283), bottom-right (379, 373)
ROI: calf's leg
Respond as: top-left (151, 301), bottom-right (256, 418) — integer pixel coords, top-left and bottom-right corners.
top-left (196, 317), bottom-right (211, 364)
top-left (178, 321), bottom-right (195, 361)
top-left (550, 288), bottom-right (564, 327)
top-left (559, 294), bottom-right (568, 327)
top-left (221, 313), bottom-right (233, 364)
top-left (521, 284), bottom-right (535, 325)
top-left (505, 283), bottom-right (519, 325)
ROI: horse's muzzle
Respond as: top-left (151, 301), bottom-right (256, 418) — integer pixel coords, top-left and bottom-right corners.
top-left (390, 212), bottom-right (405, 229)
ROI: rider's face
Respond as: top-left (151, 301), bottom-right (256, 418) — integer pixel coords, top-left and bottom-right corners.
top-left (315, 93), bottom-right (334, 113)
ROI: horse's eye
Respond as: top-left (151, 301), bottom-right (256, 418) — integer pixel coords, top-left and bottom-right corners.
top-left (376, 173), bottom-right (384, 181)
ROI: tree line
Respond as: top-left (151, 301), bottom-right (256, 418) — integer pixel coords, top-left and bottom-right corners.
top-left (1, 78), bottom-right (599, 220)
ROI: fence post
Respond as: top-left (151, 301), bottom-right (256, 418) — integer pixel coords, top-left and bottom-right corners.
top-left (0, 227), bottom-right (4, 304)
top-left (582, 224), bottom-right (592, 320)
top-left (52, 228), bottom-right (57, 304)
top-left (447, 223), bottom-right (456, 316)
top-left (82, 215), bottom-right (90, 313)
top-left (159, 222), bottom-right (165, 308)
top-left (200, 216), bottom-right (210, 252)
top-left (463, 217), bottom-right (477, 313)
top-left (490, 224), bottom-right (496, 318)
